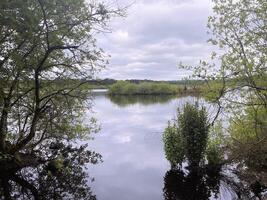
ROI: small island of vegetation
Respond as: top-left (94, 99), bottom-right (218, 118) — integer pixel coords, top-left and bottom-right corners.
top-left (108, 80), bottom-right (201, 95)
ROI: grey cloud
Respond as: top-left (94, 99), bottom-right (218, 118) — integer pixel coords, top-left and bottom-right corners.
top-left (96, 0), bottom-right (214, 80)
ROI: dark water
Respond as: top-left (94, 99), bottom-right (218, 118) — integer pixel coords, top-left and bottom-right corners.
top-left (86, 94), bottom-right (236, 200)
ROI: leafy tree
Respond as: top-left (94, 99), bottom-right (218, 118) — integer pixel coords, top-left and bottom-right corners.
top-left (163, 103), bottom-right (209, 168)
top-left (206, 0), bottom-right (267, 180)
top-left (180, 0), bottom-right (267, 122)
top-left (0, 0), bottom-right (123, 198)
top-left (0, 0), bottom-right (122, 159)
top-left (179, 0), bottom-right (267, 187)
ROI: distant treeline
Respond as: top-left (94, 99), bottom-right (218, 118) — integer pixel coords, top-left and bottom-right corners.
top-left (47, 78), bottom-right (206, 88)
top-left (83, 78), bottom-right (206, 91)
top-left (85, 78), bottom-right (205, 86)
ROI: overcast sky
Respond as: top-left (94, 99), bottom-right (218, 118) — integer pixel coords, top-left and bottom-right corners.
top-left (97, 0), bottom-right (214, 80)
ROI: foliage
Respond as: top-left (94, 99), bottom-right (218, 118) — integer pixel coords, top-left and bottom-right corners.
top-left (0, 0), bottom-right (123, 152)
top-left (230, 105), bottom-right (266, 143)
top-left (163, 121), bottom-right (185, 167)
top-left (180, 0), bottom-right (267, 117)
top-left (163, 103), bottom-right (210, 168)
top-left (229, 105), bottom-right (267, 171)
top-left (198, 81), bottom-right (225, 102)
top-left (109, 81), bottom-right (181, 95)
top-left (0, 0), bottom-right (122, 152)
top-left (180, 0), bottom-right (267, 185)
top-left (0, 0), bottom-right (123, 198)
top-left (179, 104), bottom-right (209, 167)
top-left (206, 122), bottom-right (224, 167)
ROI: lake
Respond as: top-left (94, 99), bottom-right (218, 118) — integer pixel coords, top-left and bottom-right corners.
top-left (86, 92), bottom-right (237, 200)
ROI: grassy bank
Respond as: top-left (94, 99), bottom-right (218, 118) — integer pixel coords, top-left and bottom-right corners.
top-left (108, 81), bottom-right (200, 95)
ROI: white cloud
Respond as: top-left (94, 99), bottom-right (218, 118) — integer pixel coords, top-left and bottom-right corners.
top-left (111, 30), bottom-right (130, 43)
top-left (96, 0), bottom-right (214, 80)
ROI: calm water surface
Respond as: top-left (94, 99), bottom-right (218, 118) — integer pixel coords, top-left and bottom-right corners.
top-left (0, 92), bottom-right (263, 199)
top-left (86, 94), bottom-right (233, 200)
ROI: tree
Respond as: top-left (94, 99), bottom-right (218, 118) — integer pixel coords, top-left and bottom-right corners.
top-left (163, 103), bottom-right (209, 168)
top-left (180, 0), bottom-right (266, 119)
top-left (0, 0), bottom-right (123, 198)
top-left (205, 0), bottom-right (267, 173)
top-left (180, 0), bottom-right (267, 188)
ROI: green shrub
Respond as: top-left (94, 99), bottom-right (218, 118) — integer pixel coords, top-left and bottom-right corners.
top-left (163, 103), bottom-right (210, 168)
top-left (179, 104), bottom-right (209, 167)
top-left (229, 105), bottom-right (267, 171)
top-left (206, 122), bottom-right (224, 167)
top-left (163, 121), bottom-right (185, 167)
top-left (108, 80), bottom-right (126, 94)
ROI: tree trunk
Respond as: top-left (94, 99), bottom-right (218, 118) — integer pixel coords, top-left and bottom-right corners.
top-left (0, 99), bottom-right (10, 152)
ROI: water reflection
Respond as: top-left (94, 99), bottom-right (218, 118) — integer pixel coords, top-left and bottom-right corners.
top-left (1, 93), bottom-right (265, 199)
top-left (163, 167), bottom-right (221, 200)
top-left (107, 94), bottom-right (177, 107)
top-left (88, 95), bottom-right (196, 200)
top-left (89, 94), bottom-right (266, 200)
top-left (0, 142), bottom-right (100, 200)
top-left (88, 94), bottom-right (222, 200)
